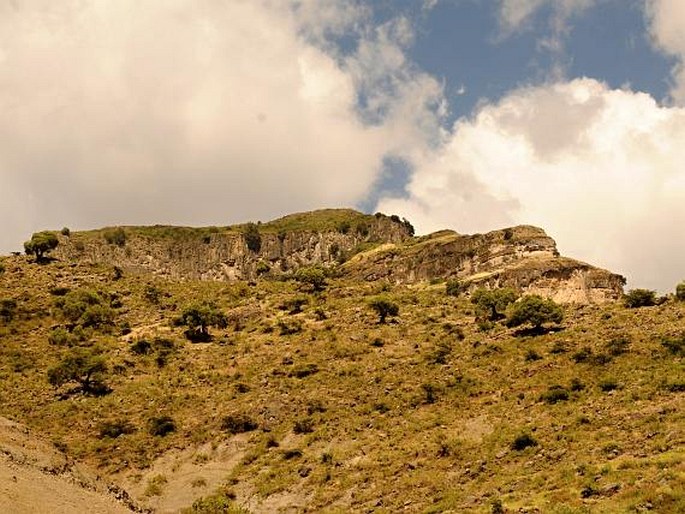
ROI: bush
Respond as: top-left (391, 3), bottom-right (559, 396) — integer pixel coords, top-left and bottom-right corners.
top-left (280, 296), bottom-right (308, 314)
top-left (293, 418), bottom-right (315, 434)
top-left (506, 295), bottom-right (563, 332)
top-left (369, 296), bottom-right (399, 324)
top-left (294, 267), bottom-right (327, 292)
top-left (661, 334), bottom-right (685, 356)
top-left (0, 298), bottom-right (17, 322)
top-left (511, 432), bottom-right (538, 451)
top-left (0, 261), bottom-right (5, 275)
top-left (179, 302), bottom-right (228, 341)
top-left (61, 227), bottom-right (71, 236)
top-left (54, 289), bottom-right (114, 329)
top-left (243, 223), bottom-right (261, 253)
top-left (676, 282), bottom-right (685, 301)
top-left (47, 347), bottom-right (108, 395)
top-left (445, 279), bottom-right (463, 297)
top-left (606, 336), bottom-right (630, 356)
top-left (539, 385), bottom-right (569, 404)
top-left (24, 231), bottom-right (59, 261)
top-left (624, 289), bottom-right (657, 308)
top-left (471, 288), bottom-right (519, 321)
top-left (148, 416), bottom-right (176, 436)
top-left (255, 261), bottom-right (270, 276)
top-left (48, 328), bottom-right (77, 347)
top-left (98, 420), bottom-right (135, 439)
top-left (221, 413), bottom-right (258, 434)
top-left (103, 227), bottom-right (126, 247)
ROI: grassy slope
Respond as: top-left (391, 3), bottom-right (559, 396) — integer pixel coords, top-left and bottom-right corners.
top-left (0, 255), bottom-right (684, 513)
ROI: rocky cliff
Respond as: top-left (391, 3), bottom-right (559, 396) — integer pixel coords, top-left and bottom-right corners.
top-left (53, 209), bottom-right (412, 281)
top-left (343, 225), bottom-right (625, 303)
top-left (51, 209), bottom-right (625, 303)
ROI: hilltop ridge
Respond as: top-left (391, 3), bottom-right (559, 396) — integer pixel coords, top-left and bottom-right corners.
top-left (50, 208), bottom-right (624, 303)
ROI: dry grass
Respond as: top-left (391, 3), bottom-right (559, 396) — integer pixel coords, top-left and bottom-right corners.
top-left (0, 254), bottom-right (684, 513)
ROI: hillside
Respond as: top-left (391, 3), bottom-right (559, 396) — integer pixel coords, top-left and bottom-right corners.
top-left (1, 210), bottom-right (683, 513)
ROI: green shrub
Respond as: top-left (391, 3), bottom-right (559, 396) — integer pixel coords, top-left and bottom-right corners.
top-left (243, 222), bottom-right (261, 253)
top-left (148, 416), bottom-right (176, 436)
top-left (221, 413), bottom-right (258, 434)
top-left (61, 227), bottom-right (71, 236)
top-left (539, 385), bottom-right (569, 404)
top-left (606, 336), bottom-right (630, 356)
top-left (445, 279), bottom-right (463, 297)
top-left (103, 227), bottom-right (126, 247)
top-left (661, 334), bottom-right (685, 356)
top-left (48, 328), bottom-right (77, 347)
top-left (506, 295), bottom-right (563, 331)
top-left (676, 282), bottom-right (685, 301)
top-left (98, 420), bottom-right (135, 439)
top-left (368, 296), bottom-right (399, 324)
top-left (255, 261), bottom-right (270, 276)
top-left (47, 347), bottom-right (108, 395)
top-left (624, 289), bottom-right (657, 308)
top-left (294, 267), bottom-right (327, 292)
top-left (293, 418), bottom-right (315, 434)
top-left (23, 231), bottom-right (59, 261)
top-left (179, 302), bottom-right (228, 341)
top-left (54, 289), bottom-right (114, 329)
top-left (0, 298), bottom-right (17, 322)
top-left (511, 432), bottom-right (538, 451)
top-left (598, 379), bottom-right (619, 392)
top-left (471, 288), bottom-right (519, 321)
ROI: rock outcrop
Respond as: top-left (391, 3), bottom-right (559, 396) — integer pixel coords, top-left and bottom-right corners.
top-left (52, 209), bottom-right (625, 303)
top-left (343, 225), bottom-right (625, 303)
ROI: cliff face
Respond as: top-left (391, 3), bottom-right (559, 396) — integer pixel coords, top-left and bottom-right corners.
top-left (53, 210), bottom-right (412, 281)
top-left (342, 225), bottom-right (625, 303)
top-left (51, 210), bottom-right (625, 303)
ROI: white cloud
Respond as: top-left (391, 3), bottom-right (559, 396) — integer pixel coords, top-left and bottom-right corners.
top-left (498, 0), bottom-right (596, 33)
top-left (377, 78), bottom-right (685, 291)
top-left (0, 0), bottom-right (443, 253)
top-left (645, 0), bottom-right (685, 103)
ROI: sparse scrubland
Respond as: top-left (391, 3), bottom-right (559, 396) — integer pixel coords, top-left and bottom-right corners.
top-left (1, 217), bottom-right (684, 513)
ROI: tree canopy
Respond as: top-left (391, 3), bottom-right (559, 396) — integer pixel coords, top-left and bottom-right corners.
top-left (506, 295), bottom-right (563, 331)
top-left (24, 231), bottom-right (59, 261)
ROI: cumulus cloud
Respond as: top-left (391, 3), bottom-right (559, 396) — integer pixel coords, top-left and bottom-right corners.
top-left (646, 0), bottom-right (685, 103)
top-left (0, 0), bottom-right (443, 253)
top-left (377, 78), bottom-right (685, 290)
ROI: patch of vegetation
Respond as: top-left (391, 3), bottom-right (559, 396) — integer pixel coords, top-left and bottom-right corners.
top-left (47, 347), bottom-right (109, 395)
top-left (243, 222), bottom-right (262, 253)
top-left (471, 287), bottom-right (519, 321)
top-left (24, 231), bottom-right (59, 261)
top-left (148, 416), bottom-right (176, 437)
top-left (294, 266), bottom-right (327, 292)
top-left (368, 296), bottom-right (399, 324)
top-left (624, 288), bottom-right (657, 308)
top-left (511, 432), bottom-right (538, 451)
top-left (445, 278), bottom-right (464, 297)
top-left (506, 295), bottom-right (563, 332)
top-left (221, 413), bottom-right (258, 434)
top-left (103, 227), bottom-right (127, 247)
top-left (178, 302), bottom-right (228, 341)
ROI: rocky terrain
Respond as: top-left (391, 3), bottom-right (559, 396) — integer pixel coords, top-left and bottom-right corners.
top-left (52, 209), bottom-right (624, 303)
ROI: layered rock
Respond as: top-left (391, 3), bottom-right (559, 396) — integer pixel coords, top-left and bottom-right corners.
top-left (52, 210), bottom-right (625, 303)
top-left (342, 225), bottom-right (625, 303)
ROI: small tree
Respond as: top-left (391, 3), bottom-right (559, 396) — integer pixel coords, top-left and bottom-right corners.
top-left (624, 289), bottom-right (657, 308)
top-left (506, 295), bottom-right (563, 332)
top-left (295, 267), bottom-right (327, 292)
top-left (103, 227), bottom-right (126, 247)
top-left (179, 302), bottom-right (228, 341)
top-left (676, 282), bottom-right (685, 301)
top-left (369, 296), bottom-right (399, 324)
top-left (24, 231), bottom-right (59, 261)
top-left (471, 288), bottom-right (519, 321)
top-left (47, 347), bottom-right (108, 395)
top-left (243, 223), bottom-right (262, 253)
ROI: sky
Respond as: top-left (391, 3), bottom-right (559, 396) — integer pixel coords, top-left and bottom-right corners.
top-left (2, 0), bottom-right (685, 291)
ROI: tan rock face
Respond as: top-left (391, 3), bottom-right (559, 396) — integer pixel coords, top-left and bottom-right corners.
top-left (53, 211), bottom-right (411, 281)
top-left (343, 225), bottom-right (625, 303)
top-left (52, 210), bottom-right (624, 303)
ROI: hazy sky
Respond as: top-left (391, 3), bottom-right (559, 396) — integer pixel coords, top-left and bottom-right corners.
top-left (2, 0), bottom-right (685, 290)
